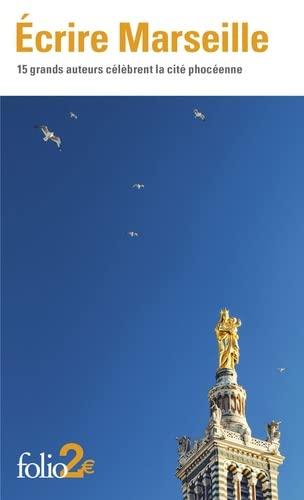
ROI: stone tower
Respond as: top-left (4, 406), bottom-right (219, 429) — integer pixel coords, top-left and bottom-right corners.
top-left (176, 309), bottom-right (284, 500)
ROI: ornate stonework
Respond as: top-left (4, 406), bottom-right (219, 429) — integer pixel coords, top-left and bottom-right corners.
top-left (176, 309), bottom-right (284, 499)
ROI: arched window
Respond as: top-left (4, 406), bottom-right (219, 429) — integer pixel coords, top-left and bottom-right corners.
top-left (236, 395), bottom-right (241, 414)
top-left (227, 470), bottom-right (235, 499)
top-left (256, 479), bottom-right (264, 499)
top-left (218, 394), bottom-right (223, 410)
top-left (223, 394), bottom-right (229, 413)
top-left (240, 475), bottom-right (250, 499)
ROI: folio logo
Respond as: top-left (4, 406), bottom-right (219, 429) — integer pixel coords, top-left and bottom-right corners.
top-left (17, 442), bottom-right (95, 479)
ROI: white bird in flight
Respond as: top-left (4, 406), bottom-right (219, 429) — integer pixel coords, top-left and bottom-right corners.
top-left (193, 108), bottom-right (206, 121)
top-left (35, 125), bottom-right (62, 149)
top-left (277, 368), bottom-right (286, 373)
top-left (128, 231), bottom-right (140, 238)
top-left (69, 111), bottom-right (78, 119)
top-left (131, 184), bottom-right (145, 190)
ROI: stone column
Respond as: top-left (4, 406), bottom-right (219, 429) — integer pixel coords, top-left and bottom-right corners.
top-left (209, 460), bottom-right (228, 500)
top-left (202, 475), bottom-right (211, 500)
top-left (268, 467), bottom-right (279, 500)
top-left (233, 472), bottom-right (243, 500)
top-left (194, 480), bottom-right (203, 499)
top-left (218, 460), bottom-right (228, 500)
top-left (248, 473), bottom-right (257, 500)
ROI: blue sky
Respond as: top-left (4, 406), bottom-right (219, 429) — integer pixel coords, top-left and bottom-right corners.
top-left (1, 96), bottom-right (304, 499)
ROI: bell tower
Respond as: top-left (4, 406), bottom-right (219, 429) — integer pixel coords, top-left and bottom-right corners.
top-left (176, 309), bottom-right (284, 500)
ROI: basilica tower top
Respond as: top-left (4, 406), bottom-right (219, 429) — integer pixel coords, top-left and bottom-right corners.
top-left (176, 308), bottom-right (284, 500)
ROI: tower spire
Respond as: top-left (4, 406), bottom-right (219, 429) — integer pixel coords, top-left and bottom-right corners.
top-left (209, 308), bottom-right (250, 438)
top-left (176, 308), bottom-right (284, 500)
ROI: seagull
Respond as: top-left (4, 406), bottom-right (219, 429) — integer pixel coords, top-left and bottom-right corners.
top-left (35, 125), bottom-right (62, 149)
top-left (277, 368), bottom-right (286, 373)
top-left (131, 184), bottom-right (144, 190)
top-left (193, 108), bottom-right (206, 121)
top-left (128, 231), bottom-right (140, 238)
top-left (68, 111), bottom-right (78, 119)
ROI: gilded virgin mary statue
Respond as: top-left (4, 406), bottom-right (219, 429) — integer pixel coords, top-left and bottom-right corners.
top-left (215, 308), bottom-right (241, 369)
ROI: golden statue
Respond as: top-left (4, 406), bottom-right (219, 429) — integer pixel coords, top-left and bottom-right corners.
top-left (215, 308), bottom-right (241, 369)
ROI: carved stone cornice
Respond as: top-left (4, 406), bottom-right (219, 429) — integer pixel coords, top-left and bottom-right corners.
top-left (176, 432), bottom-right (284, 482)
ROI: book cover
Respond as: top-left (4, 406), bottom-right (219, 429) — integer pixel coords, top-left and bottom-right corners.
top-left (1, 2), bottom-right (303, 499)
